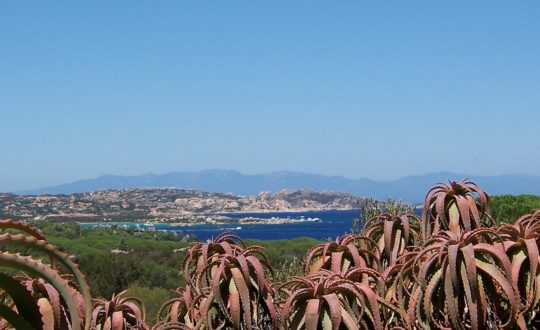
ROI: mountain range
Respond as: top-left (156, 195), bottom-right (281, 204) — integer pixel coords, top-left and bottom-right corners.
top-left (14, 170), bottom-right (540, 203)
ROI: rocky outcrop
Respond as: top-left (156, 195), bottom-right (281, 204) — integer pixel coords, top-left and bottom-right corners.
top-left (0, 188), bottom-right (363, 221)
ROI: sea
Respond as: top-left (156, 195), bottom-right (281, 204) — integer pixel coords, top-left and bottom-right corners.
top-left (81, 210), bottom-right (358, 241)
top-left (80, 209), bottom-right (422, 241)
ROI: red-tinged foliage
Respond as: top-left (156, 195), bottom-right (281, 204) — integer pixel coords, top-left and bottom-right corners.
top-left (182, 232), bottom-right (245, 289)
top-left (280, 268), bottom-right (401, 330)
top-left (422, 179), bottom-right (491, 239)
top-left (153, 286), bottom-right (199, 330)
top-left (411, 229), bottom-right (522, 329)
top-left (92, 290), bottom-right (149, 330)
top-left (362, 214), bottom-right (422, 268)
top-left (498, 218), bottom-right (540, 325)
top-left (196, 247), bottom-right (278, 329)
top-left (0, 219), bottom-right (92, 330)
top-left (515, 209), bottom-right (540, 231)
top-left (381, 248), bottom-right (421, 328)
top-left (304, 234), bottom-right (381, 275)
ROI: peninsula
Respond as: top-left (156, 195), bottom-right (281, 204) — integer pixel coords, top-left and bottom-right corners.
top-left (0, 188), bottom-right (363, 225)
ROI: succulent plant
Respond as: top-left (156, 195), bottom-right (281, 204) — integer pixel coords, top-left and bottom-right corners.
top-left (514, 209), bottom-right (540, 229)
top-left (280, 268), bottom-right (400, 330)
top-left (362, 214), bottom-right (421, 267)
top-left (195, 246), bottom-right (278, 329)
top-left (182, 232), bottom-right (245, 289)
top-left (0, 219), bottom-right (92, 330)
top-left (153, 286), bottom-right (199, 330)
top-left (422, 179), bottom-right (491, 238)
top-left (91, 290), bottom-right (149, 330)
top-left (304, 234), bottom-right (380, 275)
top-left (411, 229), bottom-right (520, 329)
top-left (497, 211), bottom-right (540, 326)
top-left (381, 248), bottom-right (421, 328)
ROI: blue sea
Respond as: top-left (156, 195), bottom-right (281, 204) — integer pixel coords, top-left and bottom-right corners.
top-left (80, 210), bottom-right (360, 241)
top-left (81, 209), bottom-right (423, 241)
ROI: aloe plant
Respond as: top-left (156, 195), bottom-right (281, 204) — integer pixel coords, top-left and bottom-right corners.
top-left (304, 234), bottom-right (380, 275)
top-left (0, 219), bottom-right (92, 330)
top-left (381, 248), bottom-right (421, 328)
top-left (362, 214), bottom-right (421, 267)
top-left (195, 246), bottom-right (278, 329)
top-left (422, 179), bottom-right (491, 238)
top-left (280, 268), bottom-right (400, 330)
top-left (91, 290), bottom-right (149, 330)
top-left (411, 229), bottom-right (520, 329)
top-left (153, 285), bottom-right (199, 330)
top-left (182, 232), bottom-right (245, 289)
top-left (497, 211), bottom-right (540, 326)
top-left (515, 209), bottom-right (540, 229)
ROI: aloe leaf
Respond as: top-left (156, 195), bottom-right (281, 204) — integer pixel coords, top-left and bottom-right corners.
top-left (0, 272), bottom-right (42, 327)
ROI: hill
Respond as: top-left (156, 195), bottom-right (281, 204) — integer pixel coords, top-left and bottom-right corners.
top-left (15, 170), bottom-right (540, 203)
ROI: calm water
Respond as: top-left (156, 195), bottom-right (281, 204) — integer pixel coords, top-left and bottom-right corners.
top-left (200, 209), bottom-right (360, 240)
top-left (80, 209), bottom-right (358, 241)
top-left (81, 209), bottom-right (422, 241)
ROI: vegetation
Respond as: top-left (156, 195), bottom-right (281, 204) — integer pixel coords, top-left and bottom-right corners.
top-left (490, 194), bottom-right (540, 225)
top-left (1, 180), bottom-right (540, 329)
top-left (33, 223), bottom-right (188, 299)
top-left (352, 197), bottom-right (415, 234)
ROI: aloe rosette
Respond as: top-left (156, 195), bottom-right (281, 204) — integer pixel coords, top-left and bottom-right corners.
top-left (91, 290), bottom-right (149, 330)
top-left (498, 211), bottom-right (540, 326)
top-left (411, 229), bottom-right (520, 329)
top-left (362, 214), bottom-right (421, 268)
top-left (304, 234), bottom-right (381, 275)
top-left (0, 219), bottom-right (92, 330)
top-left (280, 269), bottom-right (400, 330)
top-left (153, 285), bottom-right (199, 330)
top-left (422, 179), bottom-right (491, 239)
top-left (195, 246), bottom-right (278, 329)
top-left (381, 248), bottom-right (422, 328)
top-left (182, 232), bottom-right (245, 289)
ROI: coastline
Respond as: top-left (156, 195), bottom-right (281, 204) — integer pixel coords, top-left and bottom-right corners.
top-left (78, 208), bottom-right (361, 228)
top-left (216, 207), bottom-right (359, 215)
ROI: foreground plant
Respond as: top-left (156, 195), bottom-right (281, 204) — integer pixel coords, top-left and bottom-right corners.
top-left (381, 248), bottom-right (421, 327)
top-left (196, 247), bottom-right (278, 329)
top-left (498, 210), bottom-right (540, 325)
top-left (411, 229), bottom-right (521, 329)
top-left (91, 290), bottom-right (148, 330)
top-left (280, 269), bottom-right (400, 330)
top-left (422, 179), bottom-right (491, 238)
top-left (153, 285), bottom-right (199, 330)
top-left (0, 219), bottom-right (92, 329)
top-left (362, 214), bottom-right (421, 267)
top-left (182, 232), bottom-right (245, 289)
top-left (304, 234), bottom-right (380, 275)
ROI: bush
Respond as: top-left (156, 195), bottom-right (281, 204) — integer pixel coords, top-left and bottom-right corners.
top-left (490, 194), bottom-right (540, 224)
top-left (126, 284), bottom-right (173, 325)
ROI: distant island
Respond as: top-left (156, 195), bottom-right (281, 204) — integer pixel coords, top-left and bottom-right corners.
top-left (0, 188), bottom-right (363, 225)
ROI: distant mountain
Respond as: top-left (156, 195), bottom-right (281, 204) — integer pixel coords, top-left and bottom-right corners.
top-left (15, 170), bottom-right (540, 203)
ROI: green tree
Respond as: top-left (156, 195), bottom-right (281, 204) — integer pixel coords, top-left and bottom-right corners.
top-left (490, 194), bottom-right (540, 224)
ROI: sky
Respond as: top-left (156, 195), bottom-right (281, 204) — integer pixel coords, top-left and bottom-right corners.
top-left (1, 2), bottom-right (539, 192)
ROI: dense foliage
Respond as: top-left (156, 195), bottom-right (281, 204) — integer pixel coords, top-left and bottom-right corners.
top-left (1, 181), bottom-right (540, 329)
top-left (33, 222), bottom-right (190, 299)
top-left (490, 194), bottom-right (540, 225)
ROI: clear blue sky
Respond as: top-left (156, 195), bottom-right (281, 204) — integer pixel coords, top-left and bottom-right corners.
top-left (1, 2), bottom-right (539, 191)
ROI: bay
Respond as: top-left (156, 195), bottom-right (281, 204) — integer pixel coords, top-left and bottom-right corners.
top-left (80, 209), bottom-right (422, 241)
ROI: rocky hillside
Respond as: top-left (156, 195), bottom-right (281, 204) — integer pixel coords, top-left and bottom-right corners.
top-left (0, 188), bottom-right (363, 221)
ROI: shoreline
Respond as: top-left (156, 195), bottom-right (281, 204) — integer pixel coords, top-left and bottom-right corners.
top-left (215, 207), bottom-right (359, 215)
top-left (77, 209), bottom-right (361, 227)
